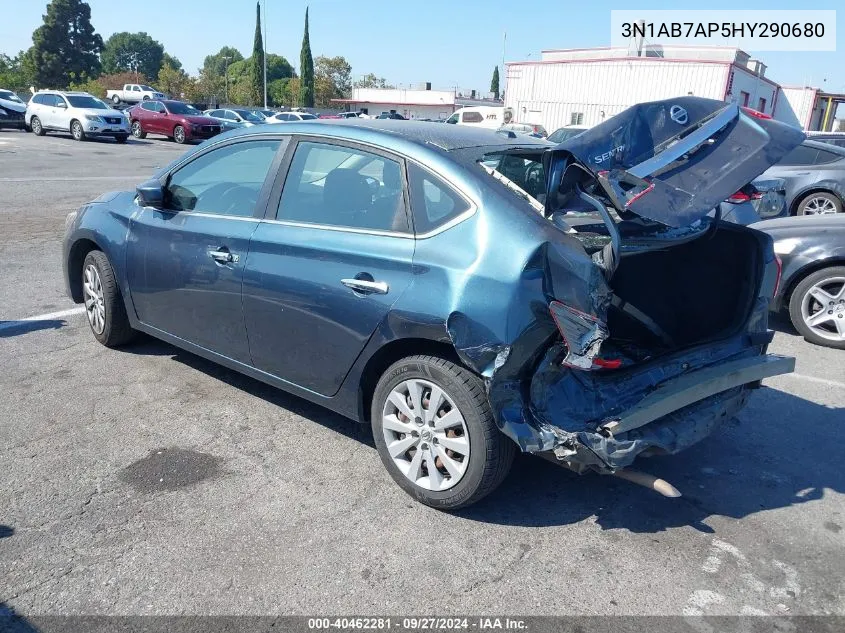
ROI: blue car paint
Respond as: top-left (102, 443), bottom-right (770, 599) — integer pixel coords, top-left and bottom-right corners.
top-left (64, 108), bottom-right (794, 472)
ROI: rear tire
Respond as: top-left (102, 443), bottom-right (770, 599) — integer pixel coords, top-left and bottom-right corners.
top-left (371, 355), bottom-right (516, 510)
top-left (796, 192), bottom-right (842, 216)
top-left (81, 251), bottom-right (136, 348)
top-left (70, 119), bottom-right (86, 141)
top-left (112, 94), bottom-right (121, 104)
top-left (30, 116), bottom-right (45, 136)
top-left (788, 266), bottom-right (845, 349)
top-left (130, 120), bottom-right (146, 139)
top-left (173, 125), bottom-right (186, 144)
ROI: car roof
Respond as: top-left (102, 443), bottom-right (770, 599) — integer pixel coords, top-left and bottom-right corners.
top-left (802, 139), bottom-right (845, 154)
top-left (36, 90), bottom-right (91, 96)
top-left (219, 119), bottom-right (552, 151)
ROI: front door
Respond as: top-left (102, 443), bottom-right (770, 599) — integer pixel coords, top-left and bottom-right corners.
top-left (243, 139), bottom-right (414, 395)
top-left (127, 137), bottom-right (285, 363)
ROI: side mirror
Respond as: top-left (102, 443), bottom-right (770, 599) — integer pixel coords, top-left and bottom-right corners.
top-left (136, 179), bottom-right (165, 208)
top-left (56, 101), bottom-right (67, 109)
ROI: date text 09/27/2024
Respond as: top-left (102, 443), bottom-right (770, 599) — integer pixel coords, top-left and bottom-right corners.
top-left (307, 618), bottom-right (528, 630)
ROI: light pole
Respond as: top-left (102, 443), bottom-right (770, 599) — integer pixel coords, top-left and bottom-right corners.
top-left (223, 56), bottom-right (232, 105)
top-left (262, 0), bottom-right (268, 108)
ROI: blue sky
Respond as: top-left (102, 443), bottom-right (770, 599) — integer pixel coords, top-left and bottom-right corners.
top-left (1, 0), bottom-right (842, 94)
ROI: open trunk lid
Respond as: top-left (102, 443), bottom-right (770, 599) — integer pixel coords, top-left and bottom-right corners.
top-left (543, 97), bottom-right (805, 232)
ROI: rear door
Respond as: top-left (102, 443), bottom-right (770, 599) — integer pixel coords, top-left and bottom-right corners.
top-left (127, 137), bottom-right (287, 362)
top-left (243, 137), bottom-right (414, 395)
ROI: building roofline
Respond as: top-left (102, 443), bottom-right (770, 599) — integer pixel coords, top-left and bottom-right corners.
top-left (506, 57), bottom-right (731, 67)
top-left (540, 44), bottom-right (742, 54)
top-left (331, 98), bottom-right (455, 107)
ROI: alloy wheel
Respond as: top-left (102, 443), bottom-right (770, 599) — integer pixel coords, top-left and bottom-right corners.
top-left (131, 121), bottom-right (142, 137)
top-left (31, 118), bottom-right (42, 134)
top-left (71, 121), bottom-right (83, 141)
top-left (804, 196), bottom-right (839, 215)
top-left (174, 127), bottom-right (185, 143)
top-left (801, 276), bottom-right (845, 342)
top-left (381, 378), bottom-right (470, 491)
top-left (83, 263), bottom-right (106, 335)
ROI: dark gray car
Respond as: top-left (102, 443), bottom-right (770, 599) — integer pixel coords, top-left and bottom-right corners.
top-left (762, 140), bottom-right (845, 216)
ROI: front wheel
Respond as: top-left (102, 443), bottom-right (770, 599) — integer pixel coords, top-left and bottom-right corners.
top-left (81, 251), bottom-right (136, 348)
top-left (371, 355), bottom-right (515, 510)
top-left (789, 266), bottom-right (845, 349)
top-left (130, 121), bottom-right (146, 139)
top-left (30, 116), bottom-right (45, 136)
top-left (173, 125), bottom-right (186, 144)
top-left (70, 120), bottom-right (86, 141)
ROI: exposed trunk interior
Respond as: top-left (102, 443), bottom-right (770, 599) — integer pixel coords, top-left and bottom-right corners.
top-left (607, 225), bottom-right (762, 357)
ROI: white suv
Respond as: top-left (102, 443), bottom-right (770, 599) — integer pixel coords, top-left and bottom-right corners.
top-left (26, 91), bottom-right (131, 143)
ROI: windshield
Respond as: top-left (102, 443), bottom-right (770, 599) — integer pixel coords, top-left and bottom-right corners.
top-left (0, 90), bottom-right (23, 103)
top-left (234, 109), bottom-right (264, 122)
top-left (67, 95), bottom-right (108, 109)
top-left (300, 113), bottom-right (317, 120)
top-left (548, 128), bottom-right (585, 144)
top-left (139, 85), bottom-right (156, 92)
top-left (165, 102), bottom-right (199, 115)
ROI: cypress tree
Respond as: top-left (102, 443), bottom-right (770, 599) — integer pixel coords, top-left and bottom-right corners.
top-left (299, 7), bottom-right (314, 108)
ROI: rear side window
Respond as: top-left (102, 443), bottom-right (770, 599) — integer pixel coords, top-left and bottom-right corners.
top-left (141, 101), bottom-right (158, 111)
top-left (814, 149), bottom-right (843, 164)
top-left (461, 111), bottom-right (484, 123)
top-left (407, 163), bottom-right (471, 234)
top-left (780, 145), bottom-right (820, 166)
top-left (165, 140), bottom-right (281, 216)
top-left (277, 141), bottom-right (408, 232)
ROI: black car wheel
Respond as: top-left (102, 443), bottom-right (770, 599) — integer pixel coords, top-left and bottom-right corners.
top-left (30, 116), bottom-right (45, 136)
top-left (797, 192), bottom-right (842, 216)
top-left (788, 266), bottom-right (845, 349)
top-left (173, 125), bottom-right (186, 144)
top-left (130, 121), bottom-right (146, 139)
top-left (70, 120), bottom-right (86, 141)
top-left (81, 251), bottom-right (136, 348)
top-left (371, 355), bottom-right (515, 510)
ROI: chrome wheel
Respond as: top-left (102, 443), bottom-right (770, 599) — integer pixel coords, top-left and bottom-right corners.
top-left (30, 117), bottom-right (42, 135)
top-left (381, 378), bottom-right (470, 491)
top-left (131, 121), bottom-right (142, 137)
top-left (83, 264), bottom-right (106, 335)
top-left (801, 276), bottom-right (845, 342)
top-left (803, 196), bottom-right (839, 215)
top-left (174, 126), bottom-right (185, 144)
top-left (71, 121), bottom-right (84, 141)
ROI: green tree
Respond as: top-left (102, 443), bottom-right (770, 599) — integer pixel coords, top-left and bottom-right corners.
top-left (353, 73), bottom-right (394, 89)
top-left (251, 1), bottom-right (265, 106)
top-left (299, 7), bottom-right (314, 108)
top-left (266, 54), bottom-right (295, 83)
top-left (157, 63), bottom-right (193, 100)
top-left (101, 32), bottom-right (164, 80)
top-left (490, 65), bottom-right (500, 100)
top-left (25, 0), bottom-right (103, 88)
top-left (202, 46), bottom-right (244, 78)
top-left (0, 52), bottom-right (33, 90)
top-left (315, 55), bottom-right (351, 107)
top-left (161, 53), bottom-right (182, 72)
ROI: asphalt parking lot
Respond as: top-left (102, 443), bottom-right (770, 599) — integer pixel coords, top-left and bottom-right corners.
top-left (1, 129), bottom-right (844, 618)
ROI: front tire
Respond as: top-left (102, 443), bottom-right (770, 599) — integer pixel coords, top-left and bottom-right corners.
top-left (130, 120), bottom-right (146, 139)
top-left (81, 251), bottom-right (136, 348)
top-left (371, 355), bottom-right (515, 510)
top-left (797, 192), bottom-right (842, 216)
top-left (30, 116), bottom-right (45, 136)
top-left (173, 125), bottom-right (186, 144)
top-left (789, 266), bottom-right (845, 349)
top-left (70, 119), bottom-right (86, 141)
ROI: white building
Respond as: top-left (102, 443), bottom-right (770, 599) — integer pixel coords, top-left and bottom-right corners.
top-left (504, 45), bottom-right (843, 133)
top-left (333, 87), bottom-right (456, 120)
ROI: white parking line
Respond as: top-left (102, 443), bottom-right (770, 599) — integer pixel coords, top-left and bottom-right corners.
top-left (782, 373), bottom-right (845, 390)
top-left (0, 176), bottom-right (145, 182)
top-left (0, 306), bottom-right (85, 332)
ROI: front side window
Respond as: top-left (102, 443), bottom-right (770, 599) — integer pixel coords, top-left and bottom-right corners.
top-left (445, 113), bottom-right (458, 124)
top-left (132, 86), bottom-right (141, 92)
top-left (234, 109), bottom-right (262, 122)
top-left (407, 163), bottom-right (471, 234)
top-left (165, 140), bottom-right (281, 216)
top-left (277, 141), bottom-right (407, 232)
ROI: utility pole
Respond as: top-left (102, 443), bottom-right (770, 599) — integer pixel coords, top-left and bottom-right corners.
top-left (223, 56), bottom-right (232, 104)
top-left (262, 0), bottom-right (268, 108)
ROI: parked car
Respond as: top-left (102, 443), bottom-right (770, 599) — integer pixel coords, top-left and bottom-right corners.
top-left (250, 109), bottom-right (277, 120)
top-left (376, 112), bottom-right (406, 120)
top-left (498, 122), bottom-right (548, 138)
top-left (0, 88), bottom-right (27, 130)
top-left (805, 131), bottom-right (845, 149)
top-left (761, 140), bottom-right (845, 215)
top-left (547, 125), bottom-right (588, 144)
top-left (203, 108), bottom-right (266, 129)
top-left (717, 178), bottom-right (788, 224)
top-left (128, 100), bottom-right (222, 144)
top-left (26, 91), bottom-right (130, 142)
top-left (318, 113), bottom-right (342, 119)
top-left (107, 84), bottom-right (167, 105)
top-left (444, 106), bottom-right (511, 128)
top-left (338, 112), bottom-right (362, 119)
top-left (267, 111), bottom-right (318, 123)
top-left (754, 214), bottom-right (845, 349)
top-left (63, 98), bottom-right (800, 509)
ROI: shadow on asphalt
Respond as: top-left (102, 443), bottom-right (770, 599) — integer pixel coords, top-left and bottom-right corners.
top-left (0, 602), bottom-right (40, 633)
top-left (0, 525), bottom-right (13, 538)
top-left (117, 338), bottom-right (844, 533)
top-left (0, 320), bottom-right (67, 338)
top-left (768, 312), bottom-right (802, 338)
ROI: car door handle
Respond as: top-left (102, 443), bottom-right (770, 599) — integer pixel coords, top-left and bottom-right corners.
top-left (208, 249), bottom-right (239, 264)
top-left (341, 278), bottom-right (389, 295)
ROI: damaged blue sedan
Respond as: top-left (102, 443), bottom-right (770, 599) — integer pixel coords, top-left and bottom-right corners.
top-left (63, 97), bottom-right (803, 509)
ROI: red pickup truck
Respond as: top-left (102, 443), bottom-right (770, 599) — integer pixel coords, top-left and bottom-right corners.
top-left (129, 100), bottom-right (222, 144)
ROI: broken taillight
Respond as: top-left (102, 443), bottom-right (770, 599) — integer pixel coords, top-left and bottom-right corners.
top-left (549, 301), bottom-right (621, 370)
top-left (726, 190), bottom-right (763, 204)
top-left (742, 107), bottom-right (773, 120)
